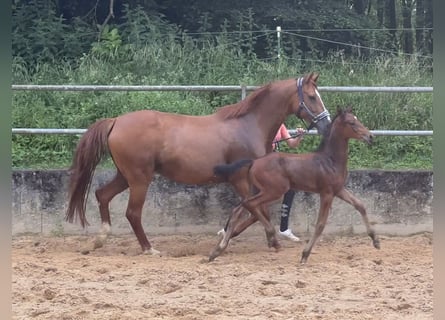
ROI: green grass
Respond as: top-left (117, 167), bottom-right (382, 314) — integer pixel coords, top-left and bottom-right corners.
top-left (12, 47), bottom-right (432, 170)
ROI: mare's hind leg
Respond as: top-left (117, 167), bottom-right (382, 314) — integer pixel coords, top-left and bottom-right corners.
top-left (336, 188), bottom-right (380, 249)
top-left (125, 179), bottom-right (160, 255)
top-left (94, 170), bottom-right (129, 249)
top-left (301, 194), bottom-right (334, 264)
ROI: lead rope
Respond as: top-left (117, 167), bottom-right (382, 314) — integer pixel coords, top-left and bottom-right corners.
top-left (273, 130), bottom-right (307, 150)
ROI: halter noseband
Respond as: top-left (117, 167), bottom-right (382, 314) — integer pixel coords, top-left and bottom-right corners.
top-left (295, 77), bottom-right (330, 131)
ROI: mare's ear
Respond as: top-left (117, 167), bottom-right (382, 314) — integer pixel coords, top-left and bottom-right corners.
top-left (345, 105), bottom-right (353, 113)
top-left (304, 72), bottom-right (319, 84)
top-left (309, 72), bottom-right (319, 83)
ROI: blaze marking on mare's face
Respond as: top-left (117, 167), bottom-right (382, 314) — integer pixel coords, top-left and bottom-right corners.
top-left (315, 89), bottom-right (330, 122)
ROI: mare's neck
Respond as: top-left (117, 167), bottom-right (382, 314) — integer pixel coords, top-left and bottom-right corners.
top-left (248, 81), bottom-right (295, 148)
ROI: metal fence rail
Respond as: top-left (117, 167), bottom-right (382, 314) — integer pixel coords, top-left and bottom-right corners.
top-left (11, 128), bottom-right (434, 136)
top-left (12, 84), bottom-right (433, 136)
top-left (11, 84), bottom-right (433, 92)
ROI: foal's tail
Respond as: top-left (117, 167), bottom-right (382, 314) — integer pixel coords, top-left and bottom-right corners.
top-left (65, 118), bottom-right (116, 228)
top-left (213, 159), bottom-right (254, 180)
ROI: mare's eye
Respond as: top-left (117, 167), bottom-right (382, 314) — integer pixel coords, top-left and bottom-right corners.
top-left (309, 95), bottom-right (316, 100)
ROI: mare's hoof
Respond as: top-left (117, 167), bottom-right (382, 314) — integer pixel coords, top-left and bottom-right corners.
top-left (143, 248), bottom-right (161, 256)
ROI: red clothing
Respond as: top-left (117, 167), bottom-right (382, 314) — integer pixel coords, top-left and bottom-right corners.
top-left (273, 124), bottom-right (289, 150)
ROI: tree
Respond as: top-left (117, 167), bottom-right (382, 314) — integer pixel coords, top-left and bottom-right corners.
top-left (352, 0), bottom-right (367, 15)
top-left (424, 0), bottom-right (433, 55)
top-left (376, 0), bottom-right (384, 26)
top-left (415, 0), bottom-right (425, 53)
top-left (401, 0), bottom-right (414, 54)
top-left (385, 0), bottom-right (397, 50)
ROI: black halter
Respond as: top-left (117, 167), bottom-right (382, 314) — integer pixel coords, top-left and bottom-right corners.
top-left (295, 77), bottom-right (330, 131)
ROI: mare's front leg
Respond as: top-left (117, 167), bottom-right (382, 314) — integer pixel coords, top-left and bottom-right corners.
top-left (301, 193), bottom-right (334, 264)
top-left (336, 188), bottom-right (380, 249)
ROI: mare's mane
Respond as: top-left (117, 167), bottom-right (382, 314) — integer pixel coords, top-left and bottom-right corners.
top-left (215, 81), bottom-right (276, 120)
top-left (214, 74), bottom-right (318, 121)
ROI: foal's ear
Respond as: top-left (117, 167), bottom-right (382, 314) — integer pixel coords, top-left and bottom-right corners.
top-left (336, 105), bottom-right (343, 116)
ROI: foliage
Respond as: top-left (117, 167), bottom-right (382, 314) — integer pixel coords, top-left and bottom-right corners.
top-left (11, 1), bottom-right (432, 170)
top-left (12, 0), bottom-right (96, 67)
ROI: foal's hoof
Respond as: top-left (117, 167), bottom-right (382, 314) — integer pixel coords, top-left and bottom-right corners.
top-left (373, 239), bottom-right (381, 250)
top-left (300, 250), bottom-right (310, 264)
top-left (208, 250), bottom-right (220, 262)
top-left (268, 238), bottom-right (281, 251)
top-left (143, 248), bottom-right (161, 256)
top-left (93, 238), bottom-right (104, 249)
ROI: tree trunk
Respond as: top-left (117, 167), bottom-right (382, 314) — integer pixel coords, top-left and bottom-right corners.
top-left (384, 0), bottom-right (397, 51)
top-left (353, 0), bottom-right (366, 15)
top-left (415, 0), bottom-right (425, 53)
top-left (401, 0), bottom-right (413, 54)
top-left (424, 0), bottom-right (433, 55)
top-left (376, 0), bottom-right (384, 26)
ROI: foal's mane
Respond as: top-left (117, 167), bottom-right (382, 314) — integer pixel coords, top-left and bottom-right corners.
top-left (215, 82), bottom-right (275, 120)
top-left (315, 107), bottom-right (351, 152)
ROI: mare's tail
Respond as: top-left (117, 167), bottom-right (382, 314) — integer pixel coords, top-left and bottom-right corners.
top-left (65, 118), bottom-right (116, 227)
top-left (213, 159), bottom-right (254, 180)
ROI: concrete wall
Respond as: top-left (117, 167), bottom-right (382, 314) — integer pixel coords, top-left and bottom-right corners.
top-left (12, 169), bottom-right (433, 237)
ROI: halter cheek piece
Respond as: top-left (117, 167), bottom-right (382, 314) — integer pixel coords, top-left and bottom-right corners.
top-left (295, 77), bottom-right (330, 131)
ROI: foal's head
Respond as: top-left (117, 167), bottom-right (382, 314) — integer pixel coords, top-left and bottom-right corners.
top-left (334, 107), bottom-right (373, 144)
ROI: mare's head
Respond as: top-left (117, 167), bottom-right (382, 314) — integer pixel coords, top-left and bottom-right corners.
top-left (333, 106), bottom-right (373, 144)
top-left (289, 73), bottom-right (331, 137)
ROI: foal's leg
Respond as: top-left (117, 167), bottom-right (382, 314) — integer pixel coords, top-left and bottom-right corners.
top-left (209, 203), bottom-right (244, 261)
top-left (241, 194), bottom-right (281, 250)
top-left (218, 172), bottom-right (253, 240)
top-left (231, 214), bottom-right (258, 238)
top-left (301, 194), bottom-right (334, 264)
top-left (336, 188), bottom-right (380, 249)
top-left (230, 202), bottom-right (275, 238)
top-left (93, 170), bottom-right (129, 249)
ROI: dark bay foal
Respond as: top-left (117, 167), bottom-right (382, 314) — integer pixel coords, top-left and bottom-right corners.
top-left (211, 107), bottom-right (380, 263)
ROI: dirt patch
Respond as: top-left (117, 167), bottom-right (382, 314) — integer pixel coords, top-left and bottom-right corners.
top-left (12, 231), bottom-right (433, 320)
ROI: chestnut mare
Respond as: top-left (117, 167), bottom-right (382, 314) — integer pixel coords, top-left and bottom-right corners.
top-left (65, 73), bottom-right (331, 255)
top-left (211, 107), bottom-right (380, 263)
